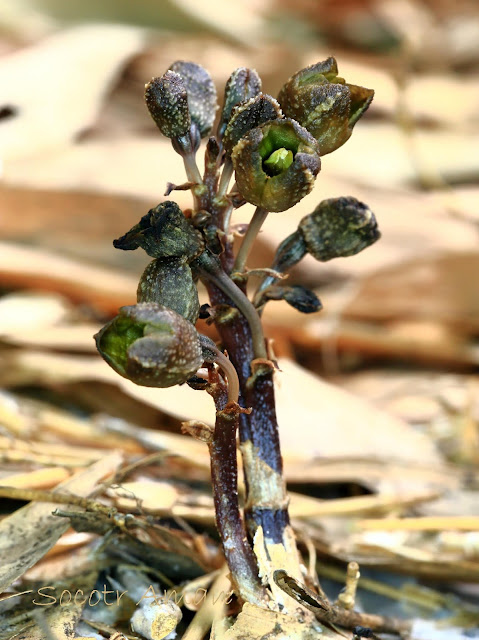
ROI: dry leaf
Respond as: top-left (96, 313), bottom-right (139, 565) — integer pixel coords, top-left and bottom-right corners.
top-left (344, 252), bottom-right (479, 333)
top-left (0, 185), bottom-right (153, 268)
top-left (0, 242), bottom-right (136, 313)
top-left (0, 291), bottom-right (72, 333)
top-left (0, 25), bottom-right (145, 161)
top-left (5, 349), bottom-right (442, 467)
top-left (0, 451), bottom-right (122, 591)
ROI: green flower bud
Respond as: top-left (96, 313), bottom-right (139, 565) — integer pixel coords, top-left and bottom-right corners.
top-left (219, 67), bottom-right (262, 137)
top-left (231, 118), bottom-right (321, 212)
top-left (137, 258), bottom-right (200, 324)
top-left (223, 93), bottom-right (282, 155)
top-left (95, 303), bottom-right (203, 388)
top-left (278, 57), bottom-right (374, 155)
top-left (298, 196), bottom-right (380, 261)
top-left (145, 71), bottom-right (191, 139)
top-left (113, 201), bottom-right (204, 261)
top-left (169, 61), bottom-right (217, 138)
top-left (257, 284), bottom-right (321, 314)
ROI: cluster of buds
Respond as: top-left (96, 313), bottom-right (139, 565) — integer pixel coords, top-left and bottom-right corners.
top-left (96, 57), bottom-right (378, 389)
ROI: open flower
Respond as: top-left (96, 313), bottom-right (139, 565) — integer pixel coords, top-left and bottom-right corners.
top-left (95, 303), bottom-right (203, 388)
top-left (231, 118), bottom-right (321, 212)
top-left (278, 57), bottom-right (374, 155)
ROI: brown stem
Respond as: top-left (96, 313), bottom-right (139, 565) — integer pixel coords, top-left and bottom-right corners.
top-left (206, 282), bottom-right (289, 543)
top-left (195, 253), bottom-right (267, 360)
top-left (206, 373), bottom-right (266, 605)
top-left (212, 349), bottom-right (240, 404)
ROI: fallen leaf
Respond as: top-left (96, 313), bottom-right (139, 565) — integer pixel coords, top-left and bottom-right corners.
top-left (0, 451), bottom-right (122, 591)
top-left (4, 349), bottom-right (442, 467)
top-left (0, 25), bottom-right (145, 161)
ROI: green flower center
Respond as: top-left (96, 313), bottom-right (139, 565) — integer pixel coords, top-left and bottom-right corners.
top-left (259, 126), bottom-right (300, 177)
top-left (263, 148), bottom-right (293, 176)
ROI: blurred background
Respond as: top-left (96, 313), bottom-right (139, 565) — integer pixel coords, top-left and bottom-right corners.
top-left (0, 1), bottom-right (479, 632)
top-left (1, 0), bottom-right (478, 448)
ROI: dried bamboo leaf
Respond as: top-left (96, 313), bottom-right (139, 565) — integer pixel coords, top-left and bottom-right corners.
top-left (0, 452), bottom-right (122, 591)
top-left (0, 25), bottom-right (145, 160)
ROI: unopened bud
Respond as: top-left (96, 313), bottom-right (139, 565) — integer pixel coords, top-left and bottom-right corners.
top-left (145, 71), bottom-right (191, 138)
top-left (113, 201), bottom-right (204, 261)
top-left (299, 196), bottom-right (380, 261)
top-left (169, 61), bottom-right (217, 138)
top-left (137, 258), bottom-right (200, 324)
top-left (278, 57), bottom-right (374, 155)
top-left (95, 303), bottom-right (203, 388)
top-left (219, 67), bottom-right (262, 137)
top-left (257, 284), bottom-right (321, 314)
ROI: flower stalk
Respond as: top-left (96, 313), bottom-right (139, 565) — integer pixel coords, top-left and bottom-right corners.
top-left (233, 206), bottom-right (269, 276)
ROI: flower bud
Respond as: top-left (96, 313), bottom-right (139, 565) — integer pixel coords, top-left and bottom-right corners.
top-left (298, 196), bottom-right (380, 261)
top-left (219, 67), bottom-right (262, 137)
top-left (95, 303), bottom-right (203, 388)
top-left (223, 93), bottom-right (282, 155)
top-left (257, 284), bottom-right (321, 314)
top-left (271, 230), bottom-right (307, 273)
top-left (169, 61), bottom-right (217, 138)
top-left (113, 201), bottom-right (204, 261)
top-left (145, 71), bottom-right (191, 139)
top-left (278, 57), bottom-right (374, 155)
top-left (231, 118), bottom-right (321, 212)
top-left (137, 258), bottom-right (200, 324)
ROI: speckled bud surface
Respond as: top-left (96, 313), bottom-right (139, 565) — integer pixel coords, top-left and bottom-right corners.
top-left (169, 61), bottom-right (217, 138)
top-left (137, 258), bottom-right (200, 324)
top-left (223, 93), bottom-right (282, 155)
top-left (113, 201), bottom-right (204, 261)
top-left (299, 196), bottom-right (380, 261)
top-left (145, 71), bottom-right (191, 138)
top-left (95, 303), bottom-right (203, 388)
top-left (278, 57), bottom-right (374, 155)
top-left (220, 67), bottom-right (262, 135)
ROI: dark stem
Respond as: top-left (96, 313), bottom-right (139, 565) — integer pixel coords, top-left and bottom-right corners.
top-left (195, 252), bottom-right (267, 360)
top-left (206, 282), bottom-right (289, 542)
top-left (206, 371), bottom-right (266, 604)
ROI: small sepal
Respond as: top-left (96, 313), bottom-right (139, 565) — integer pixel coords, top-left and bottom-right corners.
top-left (231, 118), bottom-right (321, 212)
top-left (113, 201), bottom-right (204, 261)
top-left (219, 68), bottom-right (262, 137)
top-left (299, 196), bottom-right (380, 261)
top-left (169, 61), bottom-right (217, 138)
top-left (278, 57), bottom-right (374, 155)
top-left (223, 93), bottom-right (282, 155)
top-left (95, 303), bottom-right (204, 388)
top-left (145, 71), bottom-right (191, 139)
